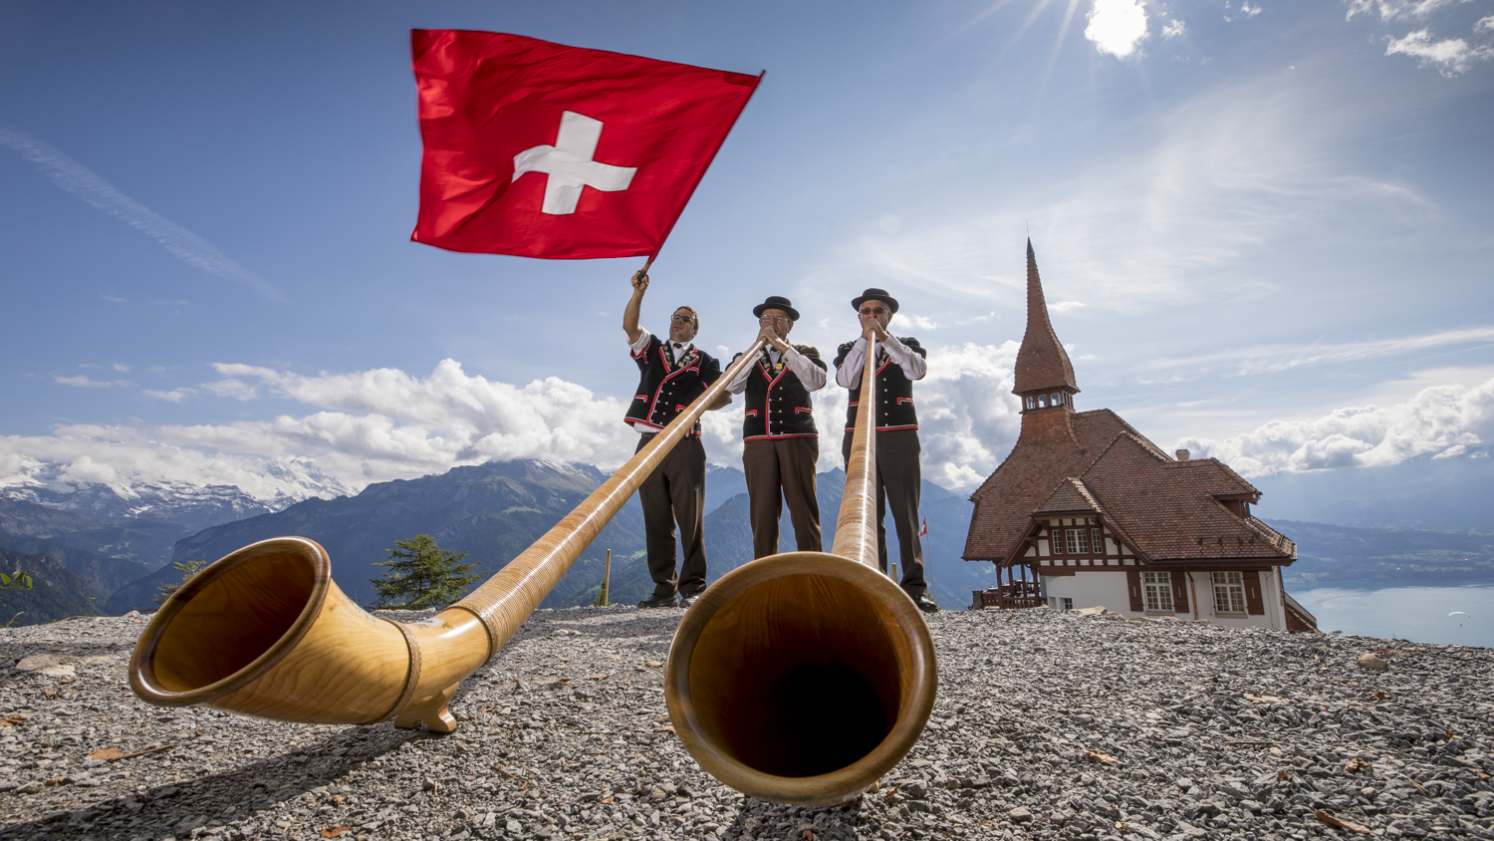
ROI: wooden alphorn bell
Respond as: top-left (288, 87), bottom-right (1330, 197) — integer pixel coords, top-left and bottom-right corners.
top-left (664, 335), bottom-right (938, 807)
top-left (128, 340), bottom-right (769, 733)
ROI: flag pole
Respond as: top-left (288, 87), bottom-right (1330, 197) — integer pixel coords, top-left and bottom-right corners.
top-left (645, 70), bottom-right (767, 266)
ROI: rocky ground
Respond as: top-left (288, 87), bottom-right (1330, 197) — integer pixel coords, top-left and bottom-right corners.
top-left (1, 606), bottom-right (1491, 841)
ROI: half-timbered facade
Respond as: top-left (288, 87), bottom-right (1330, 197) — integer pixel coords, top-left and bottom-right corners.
top-left (964, 242), bottom-right (1317, 633)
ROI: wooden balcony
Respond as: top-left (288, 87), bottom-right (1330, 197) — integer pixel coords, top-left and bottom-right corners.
top-left (972, 585), bottom-right (1046, 610)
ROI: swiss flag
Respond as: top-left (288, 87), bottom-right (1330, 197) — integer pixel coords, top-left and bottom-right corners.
top-left (410, 29), bottom-right (761, 259)
top-left (918, 518), bottom-right (929, 538)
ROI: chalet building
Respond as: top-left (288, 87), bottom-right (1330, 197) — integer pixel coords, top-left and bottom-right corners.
top-left (963, 242), bottom-right (1317, 633)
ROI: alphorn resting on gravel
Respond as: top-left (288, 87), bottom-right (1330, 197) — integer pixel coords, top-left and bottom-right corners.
top-left (127, 335), bottom-right (938, 806)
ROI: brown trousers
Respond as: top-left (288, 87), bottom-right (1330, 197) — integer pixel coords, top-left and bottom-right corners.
top-left (743, 437), bottom-right (821, 558)
top-left (842, 429), bottom-right (926, 596)
top-left (636, 434), bottom-right (707, 597)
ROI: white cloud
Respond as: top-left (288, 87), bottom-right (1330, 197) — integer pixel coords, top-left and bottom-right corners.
top-left (111, 363), bottom-right (130, 373)
top-left (1085, 0), bottom-right (1150, 58)
top-left (1477, 15), bottom-right (1494, 34)
top-left (897, 312), bottom-right (940, 331)
top-left (3, 345), bottom-right (1030, 500)
top-left (56, 455), bottom-right (120, 487)
top-left (1345, 0), bottom-right (1462, 22)
top-left (54, 374), bottom-right (124, 389)
top-left (916, 342), bottom-right (1025, 489)
top-left (3, 359), bottom-right (642, 500)
top-left (10, 347), bottom-right (1494, 501)
top-left (1049, 300), bottom-right (1087, 314)
top-left (144, 388), bottom-right (194, 403)
top-left (1147, 325), bottom-right (1494, 378)
top-left (0, 129), bottom-right (284, 302)
top-left (1179, 376), bottom-right (1494, 476)
top-left (1162, 19), bottom-right (1187, 38)
top-left (773, 341), bottom-right (1024, 489)
top-left (801, 78), bottom-right (1433, 320)
top-left (202, 379), bottom-right (260, 401)
top-left (1384, 29), bottom-right (1494, 76)
top-left (1240, 2), bottom-right (1264, 17)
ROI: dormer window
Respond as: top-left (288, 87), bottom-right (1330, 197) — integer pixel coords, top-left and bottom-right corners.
top-left (1038, 394), bottom-right (1048, 408)
top-left (1050, 392), bottom-right (1063, 406)
top-left (1025, 396), bottom-right (1036, 410)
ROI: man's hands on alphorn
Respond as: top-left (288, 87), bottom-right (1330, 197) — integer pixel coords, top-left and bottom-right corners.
top-left (757, 319), bottom-right (790, 352)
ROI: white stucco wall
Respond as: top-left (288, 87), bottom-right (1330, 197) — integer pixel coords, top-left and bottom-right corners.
top-left (1041, 570), bottom-right (1285, 631)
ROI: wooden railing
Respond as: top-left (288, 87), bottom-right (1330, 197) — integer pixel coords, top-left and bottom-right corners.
top-left (973, 588), bottom-right (1046, 610)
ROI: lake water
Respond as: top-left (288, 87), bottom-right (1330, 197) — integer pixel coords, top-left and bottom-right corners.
top-left (1294, 586), bottom-right (1494, 648)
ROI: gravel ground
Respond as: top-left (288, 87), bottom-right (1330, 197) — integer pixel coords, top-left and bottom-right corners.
top-left (2, 606), bottom-right (1491, 840)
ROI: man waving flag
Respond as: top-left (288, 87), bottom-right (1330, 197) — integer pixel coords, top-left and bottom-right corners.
top-left (410, 29), bottom-right (762, 259)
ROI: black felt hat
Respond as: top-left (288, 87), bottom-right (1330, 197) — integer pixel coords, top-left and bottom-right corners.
top-left (752, 295), bottom-right (801, 321)
top-left (851, 288), bottom-right (899, 314)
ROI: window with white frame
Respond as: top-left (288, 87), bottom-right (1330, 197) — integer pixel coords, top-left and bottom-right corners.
top-left (1090, 526), bottom-right (1104, 554)
top-left (1212, 571), bottom-right (1247, 615)
top-left (1142, 571), bottom-right (1174, 612)
top-left (1070, 527), bottom-right (1090, 554)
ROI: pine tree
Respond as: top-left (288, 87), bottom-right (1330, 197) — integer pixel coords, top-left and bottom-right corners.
top-left (0, 568), bottom-right (33, 591)
top-left (372, 535), bottom-right (476, 610)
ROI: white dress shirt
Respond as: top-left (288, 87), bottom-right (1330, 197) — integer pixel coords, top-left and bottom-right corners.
top-left (629, 329), bottom-right (694, 364)
top-left (834, 335), bottom-right (927, 388)
top-left (726, 343), bottom-right (827, 394)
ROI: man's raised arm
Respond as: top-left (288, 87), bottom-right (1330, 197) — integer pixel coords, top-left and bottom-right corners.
top-left (623, 269), bottom-right (648, 344)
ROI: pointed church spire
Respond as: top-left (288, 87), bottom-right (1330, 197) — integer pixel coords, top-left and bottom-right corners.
top-left (1013, 239), bottom-right (1079, 397)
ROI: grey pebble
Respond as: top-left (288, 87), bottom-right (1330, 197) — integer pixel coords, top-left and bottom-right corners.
top-left (0, 607), bottom-right (1490, 840)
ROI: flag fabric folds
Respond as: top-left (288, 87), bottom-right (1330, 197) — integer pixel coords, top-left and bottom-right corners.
top-left (410, 29), bottom-right (761, 259)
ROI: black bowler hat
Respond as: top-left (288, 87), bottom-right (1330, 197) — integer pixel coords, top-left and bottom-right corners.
top-left (752, 295), bottom-right (800, 321)
top-left (851, 288), bottom-right (899, 314)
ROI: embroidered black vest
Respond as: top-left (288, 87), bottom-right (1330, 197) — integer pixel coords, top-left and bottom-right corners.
top-left (625, 335), bottom-right (721, 437)
top-left (834, 337), bottom-right (924, 432)
top-left (739, 345), bottom-right (824, 441)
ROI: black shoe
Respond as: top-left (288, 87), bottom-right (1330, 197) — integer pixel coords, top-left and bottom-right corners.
top-left (678, 587), bottom-right (705, 607)
top-left (911, 593), bottom-right (940, 614)
top-left (637, 592), bottom-right (678, 609)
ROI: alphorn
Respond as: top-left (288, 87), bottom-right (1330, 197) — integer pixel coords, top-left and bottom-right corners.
top-left (665, 335), bottom-right (938, 807)
top-left (129, 339), bottom-right (768, 733)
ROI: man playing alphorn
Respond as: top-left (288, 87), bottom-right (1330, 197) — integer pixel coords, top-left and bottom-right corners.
top-left (624, 269), bottom-right (726, 608)
top-left (725, 296), bottom-right (827, 558)
top-left (833, 288), bottom-right (938, 613)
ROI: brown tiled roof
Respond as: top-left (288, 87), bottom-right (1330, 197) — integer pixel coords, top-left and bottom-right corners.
top-left (1077, 434), bottom-right (1293, 562)
top-left (1243, 516), bottom-right (1295, 556)
top-left (1013, 240), bottom-right (1078, 396)
top-left (964, 409), bottom-right (1133, 559)
top-left (1036, 478), bottom-right (1099, 514)
top-left (964, 410), bottom-right (1293, 565)
top-left (1172, 458), bottom-right (1260, 500)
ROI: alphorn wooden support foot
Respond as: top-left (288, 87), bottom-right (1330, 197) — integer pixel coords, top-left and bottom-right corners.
top-left (394, 687), bottom-right (458, 734)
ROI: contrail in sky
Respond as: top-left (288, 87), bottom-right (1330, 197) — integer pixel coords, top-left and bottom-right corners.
top-left (0, 127), bottom-right (285, 303)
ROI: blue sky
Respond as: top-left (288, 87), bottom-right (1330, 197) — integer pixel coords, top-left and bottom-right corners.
top-left (2, 0), bottom-right (1492, 500)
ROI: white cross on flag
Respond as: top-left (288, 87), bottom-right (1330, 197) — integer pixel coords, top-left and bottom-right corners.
top-left (410, 30), bottom-right (761, 259)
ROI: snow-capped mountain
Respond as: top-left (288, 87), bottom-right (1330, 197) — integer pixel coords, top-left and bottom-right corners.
top-left (0, 458), bottom-right (354, 532)
top-left (2, 481), bottom-right (274, 533)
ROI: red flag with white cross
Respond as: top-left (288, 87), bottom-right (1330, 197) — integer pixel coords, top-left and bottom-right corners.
top-left (410, 29), bottom-right (762, 259)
